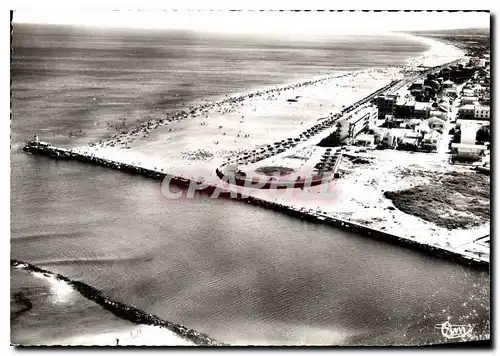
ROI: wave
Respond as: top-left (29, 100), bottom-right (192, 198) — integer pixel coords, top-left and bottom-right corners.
top-left (31, 255), bottom-right (154, 267)
top-left (11, 232), bottom-right (82, 243)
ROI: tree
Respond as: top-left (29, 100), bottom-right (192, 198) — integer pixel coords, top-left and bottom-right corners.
top-left (476, 126), bottom-right (490, 144)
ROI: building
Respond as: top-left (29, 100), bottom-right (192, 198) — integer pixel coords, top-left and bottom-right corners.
top-left (474, 105), bottom-right (490, 120)
top-left (461, 96), bottom-right (479, 105)
top-left (429, 110), bottom-right (448, 121)
top-left (422, 130), bottom-right (442, 151)
top-left (394, 98), bottom-right (415, 119)
top-left (408, 79), bottom-right (424, 91)
top-left (437, 102), bottom-right (451, 114)
top-left (458, 104), bottom-right (476, 120)
top-left (442, 79), bottom-right (456, 89)
top-left (334, 104), bottom-right (378, 144)
top-left (380, 129), bottom-right (413, 149)
top-left (426, 116), bottom-right (445, 132)
top-left (456, 119), bottom-right (489, 131)
top-left (469, 57), bottom-right (487, 68)
top-left (414, 121), bottom-right (431, 135)
top-left (374, 94), bottom-right (398, 120)
top-left (462, 88), bottom-right (475, 97)
top-left (460, 123), bottom-right (480, 145)
top-left (451, 143), bottom-right (487, 162)
top-left (409, 80), bottom-right (425, 97)
top-left (354, 134), bottom-right (376, 147)
top-left (397, 132), bottom-right (421, 151)
top-left (413, 101), bottom-right (432, 119)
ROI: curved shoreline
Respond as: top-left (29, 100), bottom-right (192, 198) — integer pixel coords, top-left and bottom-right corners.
top-left (11, 259), bottom-right (225, 346)
top-left (73, 34), bottom-right (464, 160)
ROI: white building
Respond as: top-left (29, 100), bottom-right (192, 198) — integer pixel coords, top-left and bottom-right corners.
top-left (334, 104), bottom-right (378, 144)
top-left (461, 96), bottom-right (479, 105)
top-left (422, 130), bottom-right (442, 151)
top-left (429, 110), bottom-right (448, 121)
top-left (469, 57), bottom-right (487, 68)
top-left (354, 134), bottom-right (376, 147)
top-left (442, 80), bottom-right (456, 89)
top-left (413, 101), bottom-right (432, 119)
top-left (451, 143), bottom-right (487, 162)
top-left (380, 129), bottom-right (413, 148)
top-left (474, 105), bottom-right (490, 120)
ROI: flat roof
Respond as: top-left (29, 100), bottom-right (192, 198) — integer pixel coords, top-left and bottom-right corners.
top-left (451, 143), bottom-right (487, 149)
top-left (414, 102), bottom-right (430, 110)
top-left (459, 104), bottom-right (476, 110)
top-left (356, 134), bottom-right (375, 140)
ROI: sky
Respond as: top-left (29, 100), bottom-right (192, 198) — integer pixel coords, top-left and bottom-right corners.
top-left (12, 10), bottom-right (490, 36)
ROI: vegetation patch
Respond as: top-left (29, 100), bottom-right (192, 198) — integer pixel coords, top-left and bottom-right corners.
top-left (384, 171), bottom-right (490, 229)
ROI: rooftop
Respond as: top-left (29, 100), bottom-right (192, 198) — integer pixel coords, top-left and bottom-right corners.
top-left (414, 102), bottom-right (431, 111)
top-left (451, 143), bottom-right (487, 149)
top-left (355, 134), bottom-right (375, 141)
top-left (459, 104), bottom-right (476, 110)
top-left (427, 116), bottom-right (445, 123)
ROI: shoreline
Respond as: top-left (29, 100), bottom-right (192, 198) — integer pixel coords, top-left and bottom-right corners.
top-left (69, 34), bottom-right (460, 153)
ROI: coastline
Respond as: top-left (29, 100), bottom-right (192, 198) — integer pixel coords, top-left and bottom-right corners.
top-left (64, 34), bottom-right (488, 265)
top-left (14, 34), bottom-right (489, 346)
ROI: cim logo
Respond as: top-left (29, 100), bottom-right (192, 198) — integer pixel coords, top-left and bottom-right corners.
top-left (435, 321), bottom-right (474, 340)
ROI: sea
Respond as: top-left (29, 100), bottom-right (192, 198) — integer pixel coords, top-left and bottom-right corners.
top-left (10, 23), bottom-right (490, 346)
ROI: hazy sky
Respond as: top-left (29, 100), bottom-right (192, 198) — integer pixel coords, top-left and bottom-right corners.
top-left (13, 10), bottom-right (490, 35)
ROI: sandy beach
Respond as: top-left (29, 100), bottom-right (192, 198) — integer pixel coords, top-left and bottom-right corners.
top-left (73, 34), bottom-right (463, 164)
top-left (68, 35), bottom-right (478, 255)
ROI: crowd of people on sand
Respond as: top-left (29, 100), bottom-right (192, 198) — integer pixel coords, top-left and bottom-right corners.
top-left (77, 61), bottom-right (428, 172)
top-left (81, 71), bottom-right (360, 152)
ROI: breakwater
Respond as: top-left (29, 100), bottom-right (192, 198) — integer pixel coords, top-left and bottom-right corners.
top-left (23, 143), bottom-right (488, 270)
top-left (11, 259), bottom-right (225, 346)
top-left (23, 143), bottom-right (243, 199)
top-left (239, 196), bottom-right (488, 270)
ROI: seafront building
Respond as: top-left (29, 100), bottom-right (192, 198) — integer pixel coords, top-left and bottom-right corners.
top-left (334, 104), bottom-right (378, 144)
top-left (458, 104), bottom-right (476, 120)
top-left (366, 56), bottom-right (491, 155)
top-left (374, 94), bottom-right (398, 120)
top-left (474, 105), bottom-right (490, 120)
